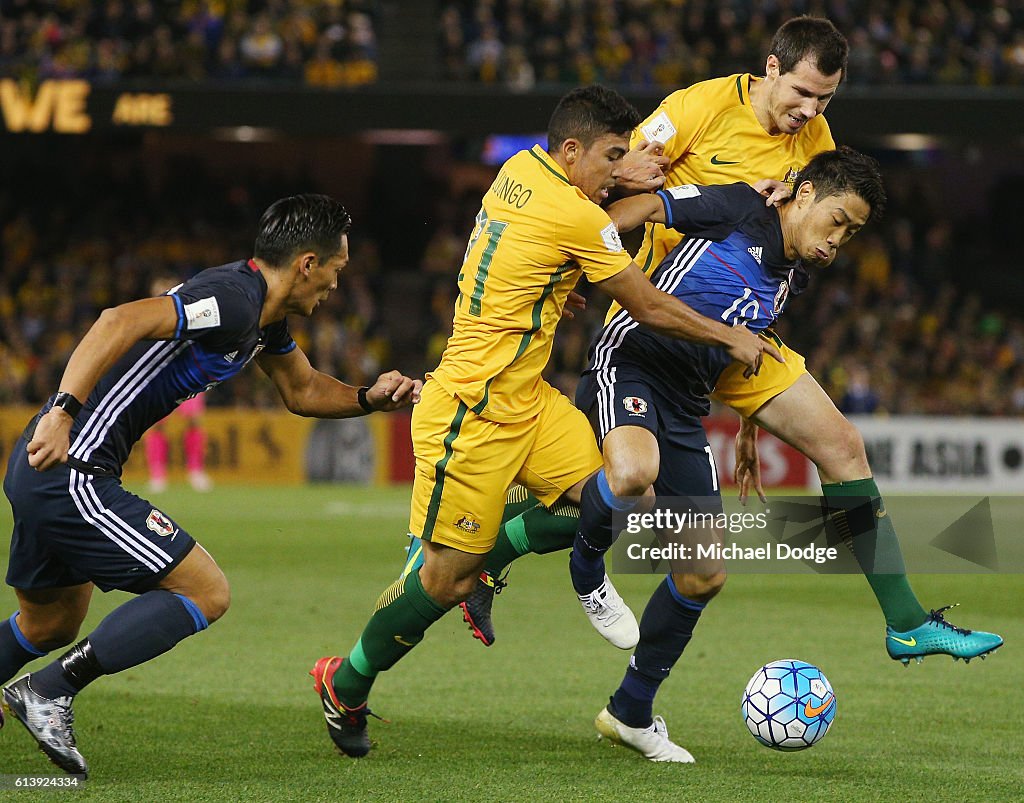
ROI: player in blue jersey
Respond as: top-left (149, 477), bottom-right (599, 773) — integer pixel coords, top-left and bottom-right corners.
top-left (574, 147), bottom-right (1003, 761)
top-left (0, 194), bottom-right (421, 777)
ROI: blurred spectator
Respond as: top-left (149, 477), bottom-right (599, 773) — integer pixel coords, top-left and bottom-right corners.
top-left (0, 1), bottom-right (379, 86)
top-left (439, 1), bottom-right (1024, 89)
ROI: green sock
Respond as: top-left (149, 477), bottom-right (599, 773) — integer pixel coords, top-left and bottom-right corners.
top-left (821, 478), bottom-right (928, 631)
top-left (485, 501), bottom-right (580, 576)
top-left (501, 485), bottom-right (540, 523)
top-left (333, 570), bottom-right (447, 707)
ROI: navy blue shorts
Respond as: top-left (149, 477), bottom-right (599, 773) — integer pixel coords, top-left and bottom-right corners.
top-left (576, 365), bottom-right (722, 506)
top-left (4, 439), bottom-right (196, 592)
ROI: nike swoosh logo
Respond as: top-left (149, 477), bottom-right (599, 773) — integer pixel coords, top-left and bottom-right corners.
top-left (710, 154), bottom-right (740, 165)
top-left (804, 695), bottom-right (835, 717)
top-left (394, 635), bottom-right (414, 647)
top-left (889, 634), bottom-right (916, 646)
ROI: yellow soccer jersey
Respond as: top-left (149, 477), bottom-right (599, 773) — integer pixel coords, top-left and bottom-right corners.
top-left (431, 145), bottom-right (632, 423)
top-left (632, 73), bottom-right (835, 276)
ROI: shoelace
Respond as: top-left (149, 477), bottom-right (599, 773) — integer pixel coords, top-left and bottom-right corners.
top-left (481, 569), bottom-right (509, 595)
top-left (652, 716), bottom-right (670, 738)
top-left (928, 604), bottom-right (971, 635)
top-left (53, 698), bottom-right (77, 747)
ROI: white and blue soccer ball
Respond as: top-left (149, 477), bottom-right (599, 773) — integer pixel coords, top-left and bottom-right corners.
top-left (741, 659), bottom-right (836, 751)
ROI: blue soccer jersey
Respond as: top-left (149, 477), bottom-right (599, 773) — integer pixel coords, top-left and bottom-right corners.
top-left (63, 259), bottom-right (295, 474)
top-left (587, 183), bottom-right (803, 419)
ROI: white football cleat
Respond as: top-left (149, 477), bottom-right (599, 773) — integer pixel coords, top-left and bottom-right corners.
top-left (577, 575), bottom-right (639, 649)
top-left (595, 706), bottom-right (695, 763)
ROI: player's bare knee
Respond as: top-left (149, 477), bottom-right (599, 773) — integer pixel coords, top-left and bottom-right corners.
top-left (201, 576), bottom-right (231, 624)
top-left (183, 568), bottom-right (230, 624)
top-left (605, 462), bottom-right (655, 499)
top-left (671, 570), bottom-right (727, 602)
top-left (822, 420), bottom-right (870, 480)
top-left (17, 618), bottom-right (81, 652)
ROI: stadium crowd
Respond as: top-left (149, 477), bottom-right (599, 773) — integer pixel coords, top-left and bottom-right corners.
top-left (1, 143), bottom-right (1020, 418)
top-left (441, 0), bottom-right (1024, 89)
top-left (0, 0), bottom-right (379, 87)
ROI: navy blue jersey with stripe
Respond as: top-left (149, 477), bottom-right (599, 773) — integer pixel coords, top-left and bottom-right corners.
top-left (587, 183), bottom-right (803, 418)
top-left (64, 259), bottom-right (295, 473)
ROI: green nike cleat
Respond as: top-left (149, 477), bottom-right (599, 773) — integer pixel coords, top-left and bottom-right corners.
top-left (886, 605), bottom-right (1003, 666)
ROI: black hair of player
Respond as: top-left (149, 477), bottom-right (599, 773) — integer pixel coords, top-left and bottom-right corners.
top-left (547, 85), bottom-right (642, 150)
top-left (789, 146), bottom-right (886, 222)
top-left (254, 194), bottom-right (352, 267)
top-left (770, 16), bottom-right (849, 82)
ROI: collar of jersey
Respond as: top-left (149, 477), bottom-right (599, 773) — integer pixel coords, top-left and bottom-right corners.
top-left (528, 146), bottom-right (571, 186)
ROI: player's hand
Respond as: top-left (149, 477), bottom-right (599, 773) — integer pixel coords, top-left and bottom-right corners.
top-left (366, 370), bottom-right (423, 411)
top-left (723, 326), bottom-right (784, 379)
top-left (26, 408), bottom-right (73, 471)
top-left (561, 290), bottom-right (587, 320)
top-left (615, 140), bottom-right (669, 192)
top-left (751, 178), bottom-right (791, 207)
top-left (734, 418), bottom-right (767, 505)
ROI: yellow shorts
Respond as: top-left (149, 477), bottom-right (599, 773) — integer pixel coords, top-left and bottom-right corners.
top-left (408, 380), bottom-right (602, 554)
top-left (710, 332), bottom-right (807, 419)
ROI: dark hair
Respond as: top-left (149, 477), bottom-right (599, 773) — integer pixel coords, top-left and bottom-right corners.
top-left (790, 146), bottom-right (886, 222)
top-left (547, 84), bottom-right (642, 150)
top-left (769, 16), bottom-right (848, 81)
top-left (253, 194), bottom-right (352, 267)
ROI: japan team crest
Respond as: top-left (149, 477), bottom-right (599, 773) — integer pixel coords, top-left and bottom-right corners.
top-left (146, 509), bottom-right (176, 538)
top-left (623, 396), bottom-right (648, 416)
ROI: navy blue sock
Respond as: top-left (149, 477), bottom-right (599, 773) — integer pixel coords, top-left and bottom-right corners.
top-left (31, 591), bottom-right (208, 700)
top-left (0, 612), bottom-right (48, 685)
top-left (610, 576), bottom-right (706, 728)
top-left (570, 470), bottom-right (636, 595)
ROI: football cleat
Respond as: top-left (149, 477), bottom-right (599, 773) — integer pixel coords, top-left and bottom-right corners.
top-left (595, 706), bottom-right (695, 763)
top-left (2, 675), bottom-right (88, 777)
top-left (886, 604), bottom-right (1003, 665)
top-left (577, 575), bottom-right (639, 650)
top-left (309, 656), bottom-right (379, 758)
top-left (459, 570), bottom-right (508, 647)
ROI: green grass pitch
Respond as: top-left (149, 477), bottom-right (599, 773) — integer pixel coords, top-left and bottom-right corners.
top-left (0, 484), bottom-right (1020, 802)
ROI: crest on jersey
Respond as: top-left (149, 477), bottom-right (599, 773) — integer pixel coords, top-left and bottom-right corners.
top-left (454, 515), bottom-right (481, 534)
top-left (773, 276), bottom-right (792, 316)
top-left (600, 223), bottom-right (624, 253)
top-left (783, 167), bottom-right (800, 185)
top-left (667, 184), bottom-right (701, 200)
top-left (623, 396), bottom-right (648, 416)
top-left (640, 112), bottom-right (677, 145)
top-left (184, 297), bottom-right (221, 331)
top-left (146, 509), bottom-right (176, 538)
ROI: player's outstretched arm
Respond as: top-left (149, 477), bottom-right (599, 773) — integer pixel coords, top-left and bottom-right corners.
top-left (605, 194), bottom-right (666, 235)
top-left (596, 264), bottom-right (784, 378)
top-left (613, 139), bottom-right (669, 194)
top-left (27, 297), bottom-right (179, 471)
top-left (258, 348), bottom-right (422, 418)
top-left (750, 178), bottom-right (792, 207)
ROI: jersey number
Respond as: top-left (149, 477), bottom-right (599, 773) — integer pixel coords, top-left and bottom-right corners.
top-left (721, 288), bottom-right (761, 327)
top-left (462, 208), bottom-right (508, 316)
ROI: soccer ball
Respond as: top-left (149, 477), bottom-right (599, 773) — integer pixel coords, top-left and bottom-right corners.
top-left (741, 659), bottom-right (836, 751)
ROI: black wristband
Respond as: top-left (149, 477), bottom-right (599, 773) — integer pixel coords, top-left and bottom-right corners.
top-left (52, 391), bottom-right (83, 418)
top-left (357, 386), bottom-right (375, 414)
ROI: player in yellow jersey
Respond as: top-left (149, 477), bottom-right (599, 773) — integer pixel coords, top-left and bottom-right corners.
top-left (457, 17), bottom-right (1002, 765)
top-left (309, 85), bottom-right (783, 758)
